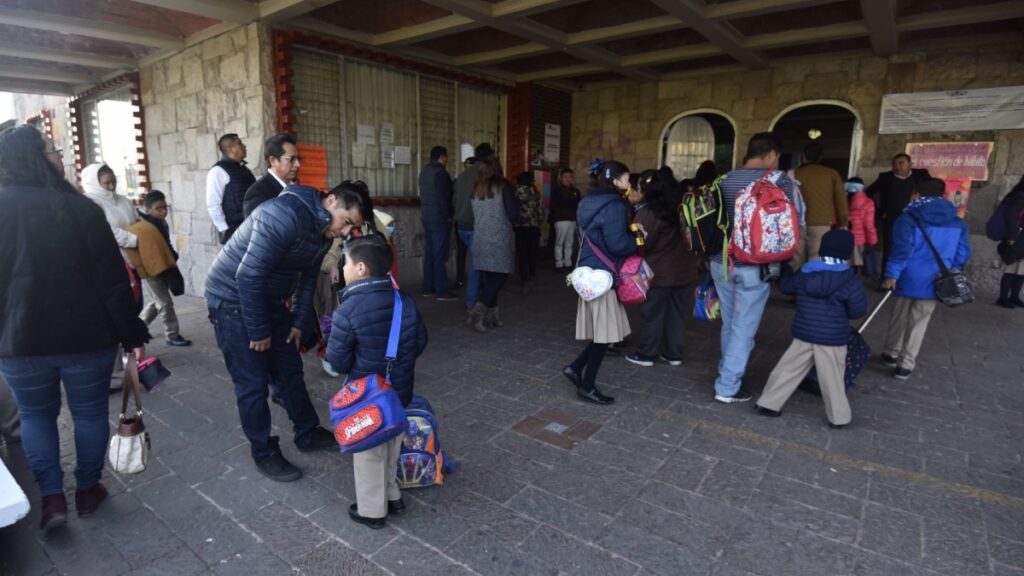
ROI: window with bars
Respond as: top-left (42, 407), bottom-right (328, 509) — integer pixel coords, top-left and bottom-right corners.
top-left (289, 47), bottom-right (505, 198)
top-left (79, 87), bottom-right (145, 196)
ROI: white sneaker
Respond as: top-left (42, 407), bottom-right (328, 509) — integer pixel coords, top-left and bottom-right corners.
top-left (659, 355), bottom-right (682, 367)
top-left (321, 359), bottom-right (340, 377)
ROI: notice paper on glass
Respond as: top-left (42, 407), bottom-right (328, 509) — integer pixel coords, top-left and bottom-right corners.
top-left (461, 143), bottom-right (474, 163)
top-left (356, 124), bottom-right (376, 145)
top-left (380, 122), bottom-right (395, 145)
top-left (394, 145), bottom-right (411, 165)
top-left (382, 145), bottom-right (395, 169)
top-left (351, 143), bottom-right (367, 168)
top-left (365, 144), bottom-right (378, 168)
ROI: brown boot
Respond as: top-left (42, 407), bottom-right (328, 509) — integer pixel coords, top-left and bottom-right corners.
top-left (486, 306), bottom-right (504, 328)
top-left (469, 303), bottom-right (488, 333)
top-left (75, 482), bottom-right (108, 517)
top-left (40, 493), bottom-right (67, 531)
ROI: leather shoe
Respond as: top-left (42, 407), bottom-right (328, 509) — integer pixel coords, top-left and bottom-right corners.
top-left (297, 427), bottom-right (338, 453)
top-left (166, 335), bottom-right (192, 347)
top-left (577, 387), bottom-right (615, 405)
top-left (387, 498), bottom-right (405, 515)
top-left (40, 493), bottom-right (67, 531)
top-left (562, 366), bottom-right (582, 389)
top-left (754, 405), bottom-right (782, 418)
top-left (348, 503), bottom-right (387, 529)
top-left (75, 482), bottom-right (108, 517)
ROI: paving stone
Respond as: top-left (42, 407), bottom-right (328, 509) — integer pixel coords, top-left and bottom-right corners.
top-left (212, 543), bottom-right (293, 576)
top-left (868, 478), bottom-right (984, 531)
top-left (371, 535), bottom-right (475, 576)
top-left (242, 502), bottom-right (328, 563)
top-left (386, 497), bottom-right (470, 549)
top-left (595, 520), bottom-right (712, 576)
top-left (756, 473), bottom-right (862, 518)
top-left (445, 528), bottom-right (559, 576)
top-left (295, 539), bottom-right (388, 576)
top-left (307, 498), bottom-right (398, 555)
top-left (519, 525), bottom-right (639, 576)
top-left (101, 508), bottom-right (184, 569)
top-left (857, 502), bottom-right (923, 563)
top-left (716, 515), bottom-right (797, 576)
top-left (922, 518), bottom-right (991, 576)
top-left (618, 499), bottom-right (730, 554)
top-left (745, 490), bottom-right (860, 543)
top-left (696, 459), bottom-right (761, 507)
top-left (789, 531), bottom-right (923, 576)
top-left (683, 428), bottom-right (773, 469)
top-left (532, 455), bottom-right (645, 516)
top-left (506, 486), bottom-right (611, 542)
top-left (0, 522), bottom-right (54, 576)
top-left (157, 447), bottom-right (230, 485)
top-left (639, 417), bottom-right (694, 447)
top-left (981, 500), bottom-right (1024, 542)
top-left (126, 544), bottom-right (207, 576)
top-left (994, 563), bottom-right (1024, 576)
top-left (442, 490), bottom-right (538, 544)
top-left (172, 504), bottom-right (259, 565)
top-left (815, 460), bottom-right (872, 499)
top-left (574, 435), bottom-right (665, 476)
top-left (991, 535), bottom-right (1024, 571)
top-left (39, 526), bottom-right (131, 576)
top-left (194, 467), bottom-right (275, 518)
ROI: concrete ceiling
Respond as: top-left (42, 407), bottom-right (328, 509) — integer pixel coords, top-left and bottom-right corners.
top-left (0, 0), bottom-right (1022, 96)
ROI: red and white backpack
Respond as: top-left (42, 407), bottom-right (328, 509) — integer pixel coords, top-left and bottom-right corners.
top-left (730, 170), bottom-right (800, 265)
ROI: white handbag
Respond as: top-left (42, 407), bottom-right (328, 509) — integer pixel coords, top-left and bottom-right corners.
top-left (108, 357), bottom-right (150, 475)
top-left (567, 231), bottom-right (615, 301)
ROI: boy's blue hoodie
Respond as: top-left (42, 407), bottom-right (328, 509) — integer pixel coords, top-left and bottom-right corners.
top-left (780, 260), bottom-right (867, 346)
top-left (885, 197), bottom-right (971, 300)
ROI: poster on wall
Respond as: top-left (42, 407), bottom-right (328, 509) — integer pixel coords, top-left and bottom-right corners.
top-left (357, 124), bottom-right (376, 145)
top-left (879, 86), bottom-right (1024, 134)
top-left (380, 122), bottom-right (394, 145)
top-left (943, 177), bottom-right (972, 218)
top-left (904, 141), bottom-right (993, 181)
top-left (296, 144), bottom-right (328, 192)
top-left (394, 146), bottom-right (411, 165)
top-left (544, 123), bottom-right (561, 163)
top-left (381, 145), bottom-right (395, 169)
top-left (351, 143), bottom-right (367, 168)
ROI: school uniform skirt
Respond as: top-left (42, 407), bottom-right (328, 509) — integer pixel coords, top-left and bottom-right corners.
top-left (1005, 259), bottom-right (1024, 275)
top-left (575, 289), bottom-right (631, 344)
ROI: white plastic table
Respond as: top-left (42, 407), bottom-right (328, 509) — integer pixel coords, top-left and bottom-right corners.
top-left (0, 457), bottom-right (30, 527)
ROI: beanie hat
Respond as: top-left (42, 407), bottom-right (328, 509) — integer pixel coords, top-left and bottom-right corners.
top-left (819, 229), bottom-right (854, 261)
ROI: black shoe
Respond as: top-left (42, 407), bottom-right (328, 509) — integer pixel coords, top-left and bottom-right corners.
top-left (604, 345), bottom-right (620, 357)
top-left (270, 394), bottom-right (284, 406)
top-left (166, 335), bottom-right (192, 347)
top-left (893, 367), bottom-right (912, 381)
top-left (562, 366), bottom-right (583, 389)
top-left (996, 298), bottom-right (1015, 309)
top-left (577, 387), bottom-right (615, 405)
top-left (435, 292), bottom-right (460, 302)
top-left (714, 389), bottom-right (752, 404)
top-left (828, 422), bottom-right (848, 430)
top-left (387, 498), bottom-right (406, 515)
top-left (1011, 298), bottom-right (1024, 308)
top-left (297, 427), bottom-right (338, 453)
top-left (348, 503), bottom-right (387, 529)
top-left (754, 405), bottom-right (781, 417)
top-left (880, 353), bottom-right (899, 368)
top-left (254, 451), bottom-right (303, 482)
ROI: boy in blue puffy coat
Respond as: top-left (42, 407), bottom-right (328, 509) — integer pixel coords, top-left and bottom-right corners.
top-left (755, 230), bottom-right (867, 427)
top-left (880, 178), bottom-right (970, 380)
top-left (326, 235), bottom-right (428, 529)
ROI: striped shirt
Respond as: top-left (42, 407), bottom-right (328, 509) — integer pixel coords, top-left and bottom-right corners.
top-left (711, 168), bottom-right (795, 262)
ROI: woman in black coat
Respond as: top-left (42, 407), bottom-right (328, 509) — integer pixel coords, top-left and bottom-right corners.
top-left (997, 176), bottom-right (1024, 308)
top-left (0, 126), bottom-right (149, 531)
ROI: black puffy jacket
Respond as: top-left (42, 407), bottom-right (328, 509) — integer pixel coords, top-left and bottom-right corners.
top-left (205, 185), bottom-right (331, 341)
top-left (0, 185), bottom-right (149, 356)
top-left (326, 277), bottom-right (428, 407)
top-left (779, 260), bottom-right (867, 346)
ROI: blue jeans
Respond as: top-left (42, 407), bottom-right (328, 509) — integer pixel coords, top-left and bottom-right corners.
top-left (421, 220), bottom-right (451, 295)
top-left (0, 347), bottom-right (117, 495)
top-left (457, 227), bottom-right (479, 306)
top-left (710, 262), bottom-right (771, 396)
top-left (208, 302), bottom-right (320, 459)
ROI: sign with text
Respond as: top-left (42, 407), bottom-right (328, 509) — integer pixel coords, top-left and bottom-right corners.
top-left (879, 86), bottom-right (1024, 134)
top-left (904, 141), bottom-right (993, 181)
top-left (297, 144), bottom-right (328, 193)
top-left (544, 123), bottom-right (561, 163)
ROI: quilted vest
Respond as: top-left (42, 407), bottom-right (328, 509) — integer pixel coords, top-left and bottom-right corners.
top-left (215, 158), bottom-right (256, 227)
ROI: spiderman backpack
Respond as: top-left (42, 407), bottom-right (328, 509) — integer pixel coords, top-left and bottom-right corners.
top-left (329, 290), bottom-right (409, 453)
top-left (396, 394), bottom-right (454, 488)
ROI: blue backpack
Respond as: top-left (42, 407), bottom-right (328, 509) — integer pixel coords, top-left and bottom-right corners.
top-left (396, 394), bottom-right (450, 489)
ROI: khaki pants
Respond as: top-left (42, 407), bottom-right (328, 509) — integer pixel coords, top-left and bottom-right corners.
top-left (805, 225), bottom-right (831, 261)
top-left (141, 275), bottom-right (179, 339)
top-left (883, 296), bottom-right (937, 371)
top-left (757, 338), bottom-right (851, 426)
top-left (353, 436), bottom-right (402, 518)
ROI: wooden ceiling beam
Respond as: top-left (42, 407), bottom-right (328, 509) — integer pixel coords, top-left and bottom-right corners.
top-left (0, 41), bottom-right (137, 70)
top-left (0, 64), bottom-right (96, 85)
top-left (895, 1), bottom-right (1024, 32)
top-left (0, 77), bottom-right (75, 96)
top-left (647, 0), bottom-right (767, 68)
top-left (374, 15), bottom-right (478, 45)
top-left (0, 6), bottom-right (184, 49)
top-left (128, 0), bottom-right (258, 23)
top-left (258, 0), bottom-right (344, 24)
top-left (455, 43), bottom-right (549, 65)
top-left (704, 0), bottom-right (846, 20)
top-left (860, 0), bottom-right (898, 55)
top-left (517, 63), bottom-right (603, 82)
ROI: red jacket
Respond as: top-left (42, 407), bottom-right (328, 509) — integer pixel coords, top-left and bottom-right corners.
top-left (848, 191), bottom-right (877, 246)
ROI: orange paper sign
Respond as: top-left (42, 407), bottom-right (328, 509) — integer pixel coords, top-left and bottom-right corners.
top-left (297, 144), bottom-right (328, 193)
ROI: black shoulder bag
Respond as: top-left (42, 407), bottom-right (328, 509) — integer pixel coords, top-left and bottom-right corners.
top-left (908, 212), bottom-right (973, 307)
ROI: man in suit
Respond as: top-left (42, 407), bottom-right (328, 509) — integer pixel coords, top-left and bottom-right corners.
top-left (866, 153), bottom-right (930, 268)
top-left (243, 133), bottom-right (301, 218)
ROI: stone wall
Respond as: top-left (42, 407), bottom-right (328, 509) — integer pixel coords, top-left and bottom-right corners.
top-left (570, 39), bottom-right (1024, 294)
top-left (140, 22), bottom-right (277, 296)
top-left (11, 94), bottom-right (76, 180)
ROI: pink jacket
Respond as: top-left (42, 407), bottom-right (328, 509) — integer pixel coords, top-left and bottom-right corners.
top-left (848, 191), bottom-right (878, 246)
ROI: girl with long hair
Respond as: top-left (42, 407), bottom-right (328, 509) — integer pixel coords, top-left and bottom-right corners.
top-left (469, 157), bottom-right (520, 332)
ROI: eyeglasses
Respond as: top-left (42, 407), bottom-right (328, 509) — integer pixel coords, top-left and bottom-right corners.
top-left (279, 155), bottom-right (301, 164)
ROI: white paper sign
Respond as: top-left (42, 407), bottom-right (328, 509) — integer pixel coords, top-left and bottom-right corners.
top-left (879, 85), bottom-right (1024, 134)
top-left (461, 143), bottom-right (474, 163)
top-left (351, 143), bottom-right (367, 168)
top-left (544, 123), bottom-right (561, 163)
top-left (365, 144), bottom-right (378, 168)
top-left (356, 124), bottom-right (376, 145)
top-left (394, 145), bottom-right (411, 165)
top-left (380, 122), bottom-right (395, 145)
top-left (382, 145), bottom-right (395, 169)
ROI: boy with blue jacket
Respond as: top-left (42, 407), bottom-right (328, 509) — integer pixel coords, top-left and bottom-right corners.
top-left (326, 235), bottom-right (428, 529)
top-left (755, 230), bottom-right (866, 427)
top-left (880, 178), bottom-right (970, 380)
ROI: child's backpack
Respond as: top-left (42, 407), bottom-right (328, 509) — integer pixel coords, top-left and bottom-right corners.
top-left (328, 290), bottom-right (409, 453)
top-left (396, 394), bottom-right (449, 489)
top-left (692, 274), bottom-right (720, 321)
top-left (730, 171), bottom-right (800, 265)
top-left (681, 175), bottom-right (726, 256)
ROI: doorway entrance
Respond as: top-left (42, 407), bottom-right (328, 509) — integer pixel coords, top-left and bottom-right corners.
top-left (660, 110), bottom-right (736, 180)
top-left (770, 102), bottom-right (861, 179)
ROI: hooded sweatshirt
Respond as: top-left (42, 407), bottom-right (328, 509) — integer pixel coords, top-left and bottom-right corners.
top-left (575, 187), bottom-right (637, 273)
top-left (82, 163), bottom-right (139, 256)
top-left (780, 259), bottom-right (867, 346)
top-left (885, 197), bottom-right (971, 300)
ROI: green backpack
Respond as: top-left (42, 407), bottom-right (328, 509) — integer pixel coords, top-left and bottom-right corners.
top-left (681, 174), bottom-right (728, 258)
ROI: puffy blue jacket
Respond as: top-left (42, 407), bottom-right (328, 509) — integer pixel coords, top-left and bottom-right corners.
top-left (205, 185), bottom-right (331, 341)
top-left (780, 260), bottom-right (867, 346)
top-left (576, 187), bottom-right (637, 273)
top-left (884, 198), bottom-right (971, 300)
top-left (326, 278), bottom-right (429, 407)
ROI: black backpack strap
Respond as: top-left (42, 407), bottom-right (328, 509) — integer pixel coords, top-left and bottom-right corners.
top-left (908, 212), bottom-right (950, 274)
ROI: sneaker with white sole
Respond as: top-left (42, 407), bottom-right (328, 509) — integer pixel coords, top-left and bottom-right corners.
top-left (625, 353), bottom-right (655, 367)
top-left (714, 389), bottom-right (753, 404)
top-left (321, 359), bottom-right (340, 377)
top-left (893, 367), bottom-right (912, 380)
top-left (659, 355), bottom-right (682, 367)
top-left (880, 353), bottom-right (899, 368)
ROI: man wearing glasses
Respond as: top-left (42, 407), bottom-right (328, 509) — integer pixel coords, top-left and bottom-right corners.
top-left (206, 133), bottom-right (256, 244)
top-left (243, 133), bottom-right (301, 218)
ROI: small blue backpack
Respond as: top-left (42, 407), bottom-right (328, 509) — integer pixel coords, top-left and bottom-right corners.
top-left (396, 395), bottom-right (449, 488)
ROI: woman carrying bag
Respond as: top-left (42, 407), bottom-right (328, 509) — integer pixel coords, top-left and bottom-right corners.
top-left (563, 160), bottom-right (637, 405)
top-left (0, 126), bottom-right (149, 532)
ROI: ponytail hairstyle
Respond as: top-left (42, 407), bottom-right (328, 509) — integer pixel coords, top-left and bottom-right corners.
top-left (595, 160), bottom-right (630, 189)
top-left (642, 171), bottom-right (683, 228)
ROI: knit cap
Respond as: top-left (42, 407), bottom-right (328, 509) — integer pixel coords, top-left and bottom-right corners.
top-left (819, 229), bottom-right (854, 261)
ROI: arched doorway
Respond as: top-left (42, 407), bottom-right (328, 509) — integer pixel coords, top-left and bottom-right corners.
top-left (660, 110), bottom-right (736, 180)
top-left (769, 101), bottom-right (862, 179)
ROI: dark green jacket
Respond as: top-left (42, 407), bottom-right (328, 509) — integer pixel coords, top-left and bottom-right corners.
top-left (454, 164), bottom-right (479, 229)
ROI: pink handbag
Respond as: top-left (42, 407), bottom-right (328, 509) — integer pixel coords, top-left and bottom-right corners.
top-left (584, 236), bottom-right (653, 306)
